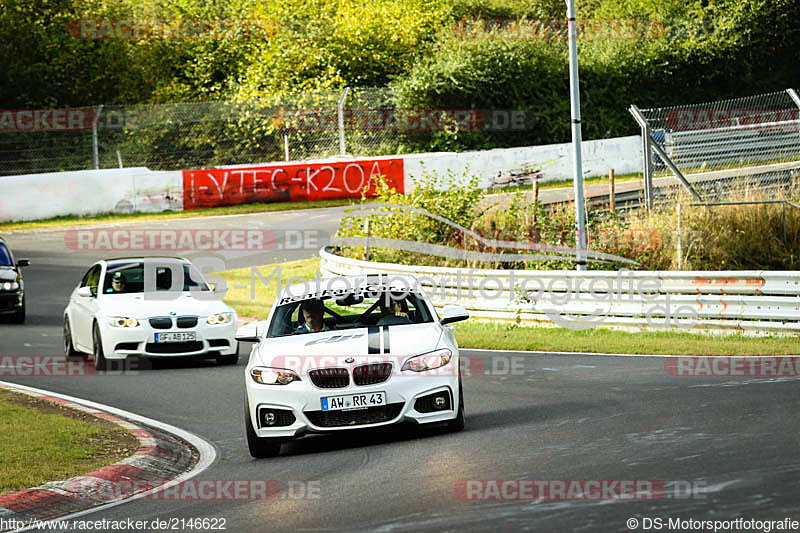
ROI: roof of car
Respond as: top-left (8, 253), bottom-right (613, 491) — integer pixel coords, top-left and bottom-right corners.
top-left (103, 257), bottom-right (190, 267)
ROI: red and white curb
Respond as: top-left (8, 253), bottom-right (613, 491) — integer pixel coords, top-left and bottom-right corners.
top-left (0, 381), bottom-right (216, 531)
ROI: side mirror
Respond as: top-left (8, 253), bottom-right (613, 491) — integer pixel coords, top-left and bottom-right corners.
top-left (16, 259), bottom-right (29, 267)
top-left (76, 286), bottom-right (95, 298)
top-left (236, 320), bottom-right (265, 343)
top-left (440, 305), bottom-right (469, 325)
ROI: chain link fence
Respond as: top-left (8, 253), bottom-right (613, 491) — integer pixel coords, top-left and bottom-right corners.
top-left (0, 87), bottom-right (413, 176)
top-left (630, 89), bottom-right (800, 206)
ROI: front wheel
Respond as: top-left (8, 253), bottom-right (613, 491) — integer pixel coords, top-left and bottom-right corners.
top-left (10, 299), bottom-right (25, 324)
top-left (92, 323), bottom-right (108, 371)
top-left (447, 377), bottom-right (465, 432)
top-left (244, 396), bottom-right (282, 458)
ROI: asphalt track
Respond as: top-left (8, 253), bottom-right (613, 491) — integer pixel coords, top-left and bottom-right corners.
top-left (1, 207), bottom-right (799, 532)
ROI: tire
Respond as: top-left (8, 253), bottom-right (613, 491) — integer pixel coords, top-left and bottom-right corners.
top-left (92, 323), bottom-right (108, 371)
top-left (10, 298), bottom-right (24, 324)
top-left (244, 396), bottom-right (282, 458)
top-left (216, 354), bottom-right (239, 366)
top-left (447, 377), bottom-right (465, 433)
top-left (63, 317), bottom-right (82, 358)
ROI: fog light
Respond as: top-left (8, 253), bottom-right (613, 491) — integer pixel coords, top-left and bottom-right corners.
top-left (262, 411), bottom-right (277, 426)
top-left (434, 396), bottom-right (447, 409)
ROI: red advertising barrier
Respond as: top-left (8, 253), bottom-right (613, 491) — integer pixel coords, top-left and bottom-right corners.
top-left (182, 158), bottom-right (404, 209)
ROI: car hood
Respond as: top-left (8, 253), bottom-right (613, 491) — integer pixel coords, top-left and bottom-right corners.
top-left (255, 322), bottom-right (444, 368)
top-left (0, 268), bottom-right (18, 282)
top-left (97, 292), bottom-right (233, 318)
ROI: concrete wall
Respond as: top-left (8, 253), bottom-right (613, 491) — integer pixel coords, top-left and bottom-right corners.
top-left (0, 135), bottom-right (642, 223)
top-left (0, 168), bottom-right (182, 222)
top-left (403, 135), bottom-right (642, 189)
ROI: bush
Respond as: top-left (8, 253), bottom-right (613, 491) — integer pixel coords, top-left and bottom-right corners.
top-left (335, 175), bottom-right (800, 271)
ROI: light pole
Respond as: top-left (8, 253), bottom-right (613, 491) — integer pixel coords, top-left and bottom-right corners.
top-left (566, 0), bottom-right (587, 270)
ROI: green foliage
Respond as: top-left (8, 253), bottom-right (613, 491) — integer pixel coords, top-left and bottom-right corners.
top-left (336, 177), bottom-right (800, 271)
top-left (2, 0), bottom-right (800, 170)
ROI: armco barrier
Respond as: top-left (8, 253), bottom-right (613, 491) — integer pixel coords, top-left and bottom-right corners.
top-left (319, 247), bottom-right (800, 335)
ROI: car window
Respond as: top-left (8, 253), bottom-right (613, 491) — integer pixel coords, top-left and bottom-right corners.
top-left (102, 262), bottom-right (210, 294)
top-left (80, 265), bottom-right (101, 292)
top-left (268, 291), bottom-right (432, 338)
top-left (0, 244), bottom-right (12, 266)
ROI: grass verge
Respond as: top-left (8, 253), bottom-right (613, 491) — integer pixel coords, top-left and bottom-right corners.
top-left (217, 257), bottom-right (800, 356)
top-left (0, 389), bottom-right (139, 495)
top-left (0, 198), bottom-right (364, 232)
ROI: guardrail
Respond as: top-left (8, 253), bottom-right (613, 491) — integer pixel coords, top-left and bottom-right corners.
top-left (319, 247), bottom-right (800, 335)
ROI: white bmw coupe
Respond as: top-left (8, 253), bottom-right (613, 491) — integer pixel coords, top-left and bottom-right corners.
top-left (240, 274), bottom-right (469, 458)
top-left (64, 257), bottom-right (238, 370)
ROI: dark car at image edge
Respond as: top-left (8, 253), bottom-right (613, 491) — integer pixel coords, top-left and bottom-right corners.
top-left (0, 236), bottom-right (29, 323)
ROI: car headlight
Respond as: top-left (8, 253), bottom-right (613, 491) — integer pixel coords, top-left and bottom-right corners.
top-left (250, 367), bottom-right (301, 385)
top-left (108, 316), bottom-right (140, 328)
top-left (207, 312), bottom-right (233, 325)
top-left (1, 282), bottom-right (19, 291)
top-left (402, 349), bottom-right (453, 372)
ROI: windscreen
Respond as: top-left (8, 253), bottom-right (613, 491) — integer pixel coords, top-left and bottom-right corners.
top-left (102, 262), bottom-right (210, 294)
top-left (0, 244), bottom-right (11, 266)
top-left (268, 290), bottom-right (433, 337)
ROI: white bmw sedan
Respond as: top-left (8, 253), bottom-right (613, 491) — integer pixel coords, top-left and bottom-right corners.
top-left (64, 257), bottom-right (238, 370)
top-left (241, 275), bottom-right (469, 458)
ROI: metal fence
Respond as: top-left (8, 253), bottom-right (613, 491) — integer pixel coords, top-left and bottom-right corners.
top-left (0, 87), bottom-right (406, 176)
top-left (630, 89), bottom-right (800, 208)
top-left (319, 247), bottom-right (800, 336)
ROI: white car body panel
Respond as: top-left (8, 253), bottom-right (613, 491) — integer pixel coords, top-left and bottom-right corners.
top-left (65, 258), bottom-right (237, 360)
top-left (244, 275), bottom-right (466, 442)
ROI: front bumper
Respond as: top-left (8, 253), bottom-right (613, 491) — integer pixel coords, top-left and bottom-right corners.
top-left (99, 319), bottom-right (238, 359)
top-left (245, 363), bottom-right (461, 439)
top-left (0, 291), bottom-right (23, 314)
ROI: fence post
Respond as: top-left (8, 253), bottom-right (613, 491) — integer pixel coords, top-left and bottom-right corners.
top-left (338, 87), bottom-right (350, 156)
top-left (92, 104), bottom-right (104, 169)
top-left (629, 105), bottom-right (653, 210)
top-left (609, 168), bottom-right (615, 213)
top-left (676, 203), bottom-right (682, 269)
top-left (284, 134), bottom-right (290, 161)
top-left (364, 216), bottom-right (370, 261)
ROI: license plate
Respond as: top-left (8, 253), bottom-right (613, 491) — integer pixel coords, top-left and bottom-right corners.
top-left (321, 392), bottom-right (386, 411)
top-left (154, 332), bottom-right (196, 343)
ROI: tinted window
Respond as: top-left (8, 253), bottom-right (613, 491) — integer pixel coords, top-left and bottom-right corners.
top-left (102, 262), bottom-right (209, 294)
top-left (0, 244), bottom-right (12, 266)
top-left (268, 291), bottom-right (432, 337)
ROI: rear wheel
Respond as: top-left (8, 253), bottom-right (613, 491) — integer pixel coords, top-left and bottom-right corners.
top-left (63, 317), bottom-right (84, 358)
top-left (245, 396), bottom-right (282, 458)
top-left (447, 377), bottom-right (465, 432)
top-left (92, 323), bottom-right (108, 371)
